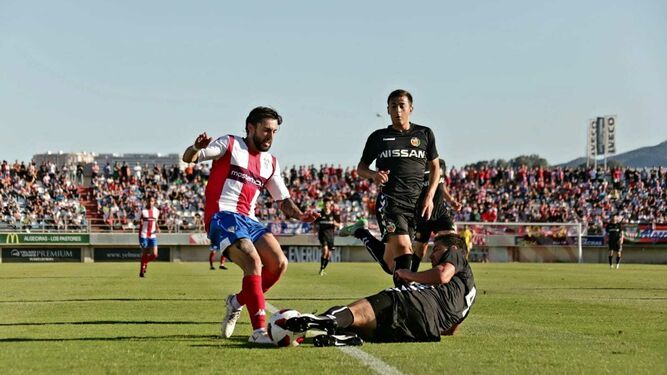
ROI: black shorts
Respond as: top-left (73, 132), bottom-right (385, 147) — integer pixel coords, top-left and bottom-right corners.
top-left (366, 286), bottom-right (443, 343)
top-left (376, 193), bottom-right (415, 241)
top-left (609, 242), bottom-right (622, 252)
top-left (318, 231), bottom-right (334, 248)
top-left (414, 213), bottom-right (455, 243)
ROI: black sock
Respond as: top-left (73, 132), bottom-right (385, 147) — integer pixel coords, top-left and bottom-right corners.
top-left (323, 306), bottom-right (353, 329)
top-left (356, 229), bottom-right (391, 275)
top-left (323, 257), bottom-right (330, 270)
top-left (616, 256), bottom-right (621, 265)
top-left (320, 257), bottom-right (326, 271)
top-left (608, 255), bottom-right (613, 266)
top-left (410, 254), bottom-right (422, 272)
top-left (393, 254), bottom-right (413, 287)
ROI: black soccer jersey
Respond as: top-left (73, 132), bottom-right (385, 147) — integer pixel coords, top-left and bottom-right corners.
top-left (315, 211), bottom-right (339, 235)
top-left (417, 170), bottom-right (448, 222)
top-left (432, 248), bottom-right (476, 329)
top-left (606, 222), bottom-right (622, 245)
top-left (360, 123), bottom-right (438, 208)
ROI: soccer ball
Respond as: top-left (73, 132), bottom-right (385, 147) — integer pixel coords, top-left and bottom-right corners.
top-left (267, 309), bottom-right (305, 347)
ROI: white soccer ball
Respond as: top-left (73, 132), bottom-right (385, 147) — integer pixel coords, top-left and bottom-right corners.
top-left (267, 309), bottom-right (305, 347)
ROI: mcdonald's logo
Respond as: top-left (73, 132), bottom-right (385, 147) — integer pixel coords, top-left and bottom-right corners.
top-left (5, 233), bottom-right (20, 244)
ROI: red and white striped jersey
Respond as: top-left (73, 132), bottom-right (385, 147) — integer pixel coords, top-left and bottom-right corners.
top-left (197, 135), bottom-right (290, 228)
top-left (139, 207), bottom-right (160, 239)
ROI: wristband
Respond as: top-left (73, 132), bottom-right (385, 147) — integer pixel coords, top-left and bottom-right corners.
top-left (192, 144), bottom-right (201, 152)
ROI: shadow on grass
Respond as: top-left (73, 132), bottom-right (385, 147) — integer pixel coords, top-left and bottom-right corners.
top-left (0, 297), bottom-right (357, 304)
top-left (0, 334), bottom-right (222, 343)
top-left (0, 297), bottom-right (224, 303)
top-left (190, 336), bottom-right (288, 349)
top-left (0, 320), bottom-right (247, 327)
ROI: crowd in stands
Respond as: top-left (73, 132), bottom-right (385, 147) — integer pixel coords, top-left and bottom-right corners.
top-left (2, 158), bottom-right (665, 235)
top-left (90, 161), bottom-right (207, 231)
top-left (0, 160), bottom-right (87, 231)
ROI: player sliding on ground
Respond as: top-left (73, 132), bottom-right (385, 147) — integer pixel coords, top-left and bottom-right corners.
top-left (182, 106), bottom-right (318, 344)
top-left (285, 232), bottom-right (476, 346)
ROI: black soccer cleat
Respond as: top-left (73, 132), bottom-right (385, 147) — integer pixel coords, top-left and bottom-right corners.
top-left (313, 334), bottom-right (363, 347)
top-left (219, 265), bottom-right (228, 270)
top-left (285, 314), bottom-right (337, 335)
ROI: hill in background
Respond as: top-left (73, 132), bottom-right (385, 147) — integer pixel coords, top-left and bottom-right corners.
top-left (559, 140), bottom-right (667, 168)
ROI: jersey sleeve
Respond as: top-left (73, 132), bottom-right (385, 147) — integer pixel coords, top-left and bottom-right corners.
top-left (439, 249), bottom-right (465, 273)
top-left (426, 127), bottom-right (439, 161)
top-left (360, 131), bottom-right (379, 166)
top-left (197, 135), bottom-right (230, 162)
top-left (265, 158), bottom-right (291, 201)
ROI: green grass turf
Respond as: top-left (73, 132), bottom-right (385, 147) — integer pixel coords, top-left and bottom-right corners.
top-left (0, 262), bottom-right (665, 374)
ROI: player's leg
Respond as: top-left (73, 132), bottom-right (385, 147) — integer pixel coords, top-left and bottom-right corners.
top-left (615, 249), bottom-right (622, 269)
top-left (319, 244), bottom-right (329, 275)
top-left (144, 243), bottom-right (158, 271)
top-left (225, 239), bottom-right (271, 343)
top-left (254, 233), bottom-right (287, 294)
top-left (219, 254), bottom-right (228, 270)
top-left (354, 227), bottom-right (391, 275)
top-left (412, 240), bottom-right (428, 272)
top-left (209, 250), bottom-right (216, 270)
top-left (138, 238), bottom-right (148, 277)
top-left (608, 249), bottom-right (614, 269)
top-left (385, 233), bottom-right (413, 287)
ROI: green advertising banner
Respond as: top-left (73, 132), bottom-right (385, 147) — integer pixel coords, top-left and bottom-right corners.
top-left (0, 233), bottom-right (90, 245)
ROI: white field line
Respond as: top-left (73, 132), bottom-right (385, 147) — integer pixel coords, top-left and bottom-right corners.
top-left (265, 302), bottom-right (405, 375)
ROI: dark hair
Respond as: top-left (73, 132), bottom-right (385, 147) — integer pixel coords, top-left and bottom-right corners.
top-left (387, 89), bottom-right (413, 105)
top-left (433, 233), bottom-right (467, 252)
top-left (245, 106), bottom-right (283, 133)
top-left (439, 159), bottom-right (447, 174)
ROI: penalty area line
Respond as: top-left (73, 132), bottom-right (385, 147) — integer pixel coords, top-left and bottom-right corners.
top-left (265, 302), bottom-right (404, 375)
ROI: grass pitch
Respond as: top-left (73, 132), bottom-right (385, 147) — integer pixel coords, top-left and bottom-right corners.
top-left (0, 261), bottom-right (665, 374)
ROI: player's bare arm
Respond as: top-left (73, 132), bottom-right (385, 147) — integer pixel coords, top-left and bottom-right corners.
top-left (182, 132), bottom-right (212, 163)
top-left (443, 185), bottom-right (462, 211)
top-left (421, 158), bottom-right (440, 219)
top-left (357, 161), bottom-right (389, 186)
top-left (279, 198), bottom-right (319, 222)
top-left (394, 262), bottom-right (455, 285)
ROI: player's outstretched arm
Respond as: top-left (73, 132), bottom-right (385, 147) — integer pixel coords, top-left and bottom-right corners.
top-left (182, 132), bottom-right (212, 163)
top-left (394, 263), bottom-right (455, 285)
top-left (278, 198), bottom-right (319, 222)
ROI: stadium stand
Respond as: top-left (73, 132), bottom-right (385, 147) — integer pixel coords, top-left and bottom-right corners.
top-left (1, 159), bottom-right (665, 234)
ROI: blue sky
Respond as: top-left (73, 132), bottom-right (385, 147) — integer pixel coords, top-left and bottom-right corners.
top-left (1, 1), bottom-right (665, 168)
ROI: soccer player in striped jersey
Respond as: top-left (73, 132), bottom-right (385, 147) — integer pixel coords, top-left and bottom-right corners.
top-left (182, 106), bottom-right (318, 345)
top-left (138, 195), bottom-right (160, 278)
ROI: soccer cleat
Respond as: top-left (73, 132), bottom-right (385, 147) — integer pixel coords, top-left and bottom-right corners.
top-left (248, 328), bottom-right (274, 345)
top-left (313, 334), bottom-right (363, 347)
top-left (285, 314), bottom-right (337, 335)
top-left (221, 294), bottom-right (243, 338)
top-left (210, 265), bottom-right (216, 270)
top-left (319, 270), bottom-right (326, 276)
top-left (339, 218), bottom-right (369, 237)
top-left (616, 264), bottom-right (620, 269)
top-left (139, 271), bottom-right (145, 278)
top-left (219, 265), bottom-right (228, 270)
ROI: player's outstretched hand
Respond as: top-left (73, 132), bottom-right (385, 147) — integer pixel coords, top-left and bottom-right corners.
top-left (194, 132), bottom-right (212, 150)
top-left (299, 210), bottom-right (320, 223)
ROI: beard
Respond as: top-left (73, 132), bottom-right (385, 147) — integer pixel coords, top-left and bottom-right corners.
top-left (252, 134), bottom-right (272, 152)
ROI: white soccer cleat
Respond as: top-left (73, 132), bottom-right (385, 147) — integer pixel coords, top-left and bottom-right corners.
top-left (616, 264), bottom-right (620, 269)
top-left (221, 294), bottom-right (243, 338)
top-left (248, 328), bottom-right (274, 345)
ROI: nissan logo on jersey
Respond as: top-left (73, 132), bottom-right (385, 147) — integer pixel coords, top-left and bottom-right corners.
top-left (378, 149), bottom-right (426, 159)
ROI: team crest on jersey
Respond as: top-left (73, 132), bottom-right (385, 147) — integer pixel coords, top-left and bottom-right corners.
top-left (386, 222), bottom-right (396, 233)
top-left (227, 226), bottom-right (236, 232)
top-left (410, 137), bottom-right (420, 147)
